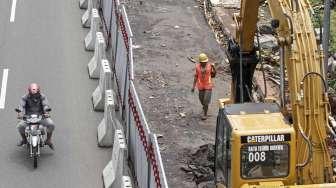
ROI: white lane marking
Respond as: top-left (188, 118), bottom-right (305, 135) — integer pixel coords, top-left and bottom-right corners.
top-left (0, 69), bottom-right (9, 109)
top-left (10, 0), bottom-right (17, 22)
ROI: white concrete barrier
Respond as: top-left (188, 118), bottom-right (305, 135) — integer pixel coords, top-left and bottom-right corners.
top-left (88, 32), bottom-right (106, 78)
top-left (79, 0), bottom-right (88, 9)
top-left (84, 9), bottom-right (100, 51)
top-left (121, 176), bottom-right (132, 188)
top-left (102, 130), bottom-right (126, 188)
top-left (92, 59), bottom-right (112, 111)
top-left (81, 0), bottom-right (93, 27)
top-left (97, 90), bottom-right (116, 147)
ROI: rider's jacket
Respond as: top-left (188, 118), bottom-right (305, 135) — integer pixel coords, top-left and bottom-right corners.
top-left (18, 93), bottom-right (50, 115)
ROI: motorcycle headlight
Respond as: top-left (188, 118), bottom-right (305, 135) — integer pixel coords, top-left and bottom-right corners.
top-left (31, 136), bottom-right (39, 147)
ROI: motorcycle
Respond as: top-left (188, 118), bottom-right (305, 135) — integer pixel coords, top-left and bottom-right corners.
top-left (15, 108), bottom-right (51, 168)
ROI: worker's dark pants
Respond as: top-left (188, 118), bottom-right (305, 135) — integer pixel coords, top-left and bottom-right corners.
top-left (17, 118), bottom-right (55, 135)
top-left (198, 89), bottom-right (212, 114)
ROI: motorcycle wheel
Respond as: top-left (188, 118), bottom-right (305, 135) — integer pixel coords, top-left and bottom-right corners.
top-left (33, 147), bottom-right (38, 168)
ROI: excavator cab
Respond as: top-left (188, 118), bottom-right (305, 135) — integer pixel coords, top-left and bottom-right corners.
top-left (215, 101), bottom-right (296, 188)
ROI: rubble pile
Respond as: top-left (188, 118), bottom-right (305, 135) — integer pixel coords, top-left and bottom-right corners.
top-left (180, 144), bottom-right (216, 188)
top-left (199, 0), bottom-right (230, 47)
top-left (328, 55), bottom-right (336, 108)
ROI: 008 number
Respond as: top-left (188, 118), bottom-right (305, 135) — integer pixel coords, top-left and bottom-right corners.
top-left (248, 152), bottom-right (266, 162)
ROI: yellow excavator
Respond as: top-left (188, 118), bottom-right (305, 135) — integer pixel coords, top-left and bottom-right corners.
top-left (214, 0), bottom-right (336, 187)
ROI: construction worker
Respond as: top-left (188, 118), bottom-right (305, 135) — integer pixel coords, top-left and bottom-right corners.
top-left (191, 53), bottom-right (216, 120)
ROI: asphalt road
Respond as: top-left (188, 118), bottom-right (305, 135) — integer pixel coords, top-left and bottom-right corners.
top-left (0, 0), bottom-right (111, 187)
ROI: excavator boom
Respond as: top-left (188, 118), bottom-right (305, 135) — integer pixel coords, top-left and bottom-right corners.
top-left (267, 0), bottom-right (333, 183)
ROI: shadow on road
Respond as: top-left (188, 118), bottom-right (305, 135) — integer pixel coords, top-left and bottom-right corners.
top-left (9, 147), bottom-right (54, 171)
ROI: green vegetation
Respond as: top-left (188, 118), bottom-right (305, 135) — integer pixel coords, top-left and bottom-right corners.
top-left (309, 0), bottom-right (336, 53)
top-left (306, 1), bottom-right (336, 92)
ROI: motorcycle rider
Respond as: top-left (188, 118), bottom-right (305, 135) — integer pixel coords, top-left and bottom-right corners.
top-left (16, 83), bottom-right (55, 150)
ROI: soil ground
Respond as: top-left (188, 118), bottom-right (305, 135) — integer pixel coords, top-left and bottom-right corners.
top-left (125, 0), bottom-right (231, 187)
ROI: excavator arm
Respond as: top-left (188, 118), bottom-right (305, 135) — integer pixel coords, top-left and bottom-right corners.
top-left (234, 0), bottom-right (260, 52)
top-left (227, 0), bottom-right (260, 103)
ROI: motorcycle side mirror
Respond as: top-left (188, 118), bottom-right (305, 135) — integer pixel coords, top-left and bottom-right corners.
top-left (45, 108), bottom-right (52, 112)
top-left (15, 108), bottom-right (21, 113)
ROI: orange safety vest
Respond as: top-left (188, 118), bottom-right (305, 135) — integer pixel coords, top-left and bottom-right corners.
top-left (195, 63), bottom-right (213, 90)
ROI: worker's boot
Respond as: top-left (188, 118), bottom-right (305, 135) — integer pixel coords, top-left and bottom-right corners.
top-left (201, 105), bottom-right (208, 120)
top-left (17, 133), bottom-right (27, 146)
top-left (45, 132), bottom-right (54, 150)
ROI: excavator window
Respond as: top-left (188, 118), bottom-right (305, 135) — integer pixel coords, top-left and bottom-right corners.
top-left (215, 110), bottom-right (232, 187)
top-left (240, 143), bottom-right (290, 179)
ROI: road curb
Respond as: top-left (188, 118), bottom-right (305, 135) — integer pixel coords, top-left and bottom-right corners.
top-left (98, 90), bottom-right (117, 147)
top-left (92, 59), bottom-right (112, 111)
top-left (84, 9), bottom-right (100, 51)
top-left (102, 129), bottom-right (126, 188)
top-left (88, 32), bottom-right (106, 78)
